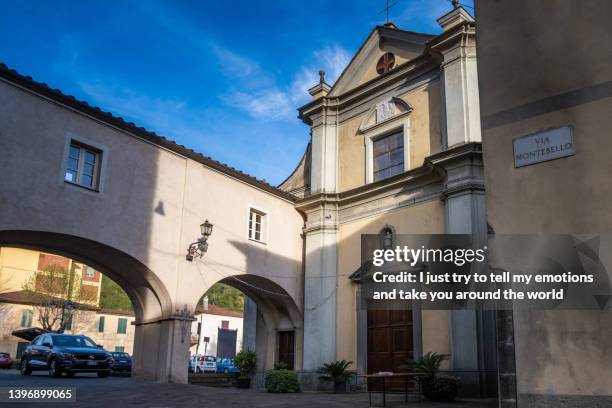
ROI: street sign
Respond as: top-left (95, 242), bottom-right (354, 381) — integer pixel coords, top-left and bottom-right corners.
top-left (513, 126), bottom-right (574, 167)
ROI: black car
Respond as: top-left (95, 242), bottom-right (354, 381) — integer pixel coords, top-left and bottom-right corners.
top-left (20, 333), bottom-right (111, 378)
top-left (110, 352), bottom-right (132, 372)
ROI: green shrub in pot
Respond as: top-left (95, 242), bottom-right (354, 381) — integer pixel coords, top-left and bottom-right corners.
top-left (317, 360), bottom-right (353, 393)
top-left (265, 369), bottom-right (301, 393)
top-left (234, 349), bottom-right (257, 388)
top-left (399, 352), bottom-right (461, 402)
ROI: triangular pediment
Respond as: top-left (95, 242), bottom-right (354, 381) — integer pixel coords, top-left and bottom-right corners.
top-left (328, 24), bottom-right (434, 97)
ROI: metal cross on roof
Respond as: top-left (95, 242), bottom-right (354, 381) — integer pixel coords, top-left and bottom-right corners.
top-left (378, 0), bottom-right (398, 25)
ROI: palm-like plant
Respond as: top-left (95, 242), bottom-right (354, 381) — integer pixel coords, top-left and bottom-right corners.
top-left (399, 352), bottom-right (449, 377)
top-left (317, 360), bottom-right (353, 383)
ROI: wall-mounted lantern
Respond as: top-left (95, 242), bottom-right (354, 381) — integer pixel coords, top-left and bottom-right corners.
top-left (186, 219), bottom-right (213, 261)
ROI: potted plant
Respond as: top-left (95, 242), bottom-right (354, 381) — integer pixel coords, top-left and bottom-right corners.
top-left (265, 368), bottom-right (301, 393)
top-left (317, 360), bottom-right (353, 393)
top-left (399, 352), bottom-right (461, 402)
top-left (234, 349), bottom-right (257, 388)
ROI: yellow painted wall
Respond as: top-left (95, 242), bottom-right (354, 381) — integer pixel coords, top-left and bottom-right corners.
top-left (335, 199), bottom-right (447, 366)
top-left (0, 248), bottom-right (39, 293)
top-left (0, 247), bottom-right (102, 306)
top-left (337, 81), bottom-right (442, 193)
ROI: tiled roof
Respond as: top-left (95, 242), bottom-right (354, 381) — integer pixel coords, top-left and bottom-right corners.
top-left (0, 290), bottom-right (96, 311)
top-left (195, 303), bottom-right (243, 318)
top-left (97, 308), bottom-right (135, 317)
top-left (0, 62), bottom-right (296, 202)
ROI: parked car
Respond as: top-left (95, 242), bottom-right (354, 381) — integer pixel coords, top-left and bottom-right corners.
top-left (20, 333), bottom-right (111, 378)
top-left (216, 358), bottom-right (240, 374)
top-left (110, 352), bottom-right (132, 372)
top-left (194, 355), bottom-right (216, 373)
top-left (0, 353), bottom-right (12, 369)
top-left (189, 355), bottom-right (199, 373)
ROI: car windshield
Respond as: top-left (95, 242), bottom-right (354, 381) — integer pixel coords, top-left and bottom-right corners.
top-left (112, 353), bottom-right (129, 358)
top-left (0, 353), bottom-right (8, 358)
top-left (52, 335), bottom-right (97, 348)
top-left (205, 356), bottom-right (215, 362)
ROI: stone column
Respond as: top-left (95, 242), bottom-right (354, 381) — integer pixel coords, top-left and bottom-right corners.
top-left (132, 314), bottom-right (193, 384)
top-left (242, 296), bottom-right (257, 351)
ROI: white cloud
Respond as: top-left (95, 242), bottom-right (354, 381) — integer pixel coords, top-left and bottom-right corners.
top-left (79, 80), bottom-right (190, 131)
top-left (219, 43), bottom-right (351, 122)
top-left (289, 44), bottom-right (351, 105)
top-left (221, 89), bottom-right (294, 121)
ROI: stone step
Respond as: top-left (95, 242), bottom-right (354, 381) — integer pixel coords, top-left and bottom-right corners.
top-left (188, 373), bottom-right (237, 388)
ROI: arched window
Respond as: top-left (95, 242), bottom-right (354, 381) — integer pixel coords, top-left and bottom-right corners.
top-left (379, 226), bottom-right (395, 250)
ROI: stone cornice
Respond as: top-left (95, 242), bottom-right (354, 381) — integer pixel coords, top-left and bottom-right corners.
top-left (427, 21), bottom-right (476, 55)
top-left (295, 142), bottom-right (483, 215)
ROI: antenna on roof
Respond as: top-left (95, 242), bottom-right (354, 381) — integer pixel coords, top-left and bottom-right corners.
top-left (378, 0), bottom-right (398, 25)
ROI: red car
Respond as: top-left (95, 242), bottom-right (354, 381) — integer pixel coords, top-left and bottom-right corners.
top-left (0, 353), bottom-right (12, 369)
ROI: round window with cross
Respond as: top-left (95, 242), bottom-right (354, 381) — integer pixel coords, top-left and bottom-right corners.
top-left (376, 52), bottom-right (395, 75)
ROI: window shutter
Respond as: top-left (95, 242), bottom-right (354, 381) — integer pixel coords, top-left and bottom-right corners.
top-left (117, 318), bottom-right (127, 334)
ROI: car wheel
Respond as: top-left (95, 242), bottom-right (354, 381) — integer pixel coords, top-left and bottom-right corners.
top-left (97, 371), bottom-right (109, 378)
top-left (48, 359), bottom-right (61, 378)
top-left (65, 371), bottom-right (75, 377)
top-left (224, 368), bottom-right (229, 373)
top-left (20, 359), bottom-right (32, 375)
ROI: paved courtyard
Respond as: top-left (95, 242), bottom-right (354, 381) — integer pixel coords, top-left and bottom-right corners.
top-left (0, 370), bottom-right (497, 407)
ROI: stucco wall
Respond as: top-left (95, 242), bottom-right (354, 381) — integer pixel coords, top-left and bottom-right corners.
top-left (475, 0), bottom-right (612, 403)
top-left (189, 313), bottom-right (243, 357)
top-left (337, 81), bottom-right (442, 192)
top-left (0, 77), bottom-right (304, 314)
top-left (0, 73), bottom-right (304, 381)
top-left (335, 200), bottom-right (446, 367)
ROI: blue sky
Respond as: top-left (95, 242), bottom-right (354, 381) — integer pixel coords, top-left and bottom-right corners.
top-left (0, 0), bottom-right (472, 185)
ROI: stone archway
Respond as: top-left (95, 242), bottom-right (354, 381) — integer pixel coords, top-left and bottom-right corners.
top-left (0, 230), bottom-right (184, 382)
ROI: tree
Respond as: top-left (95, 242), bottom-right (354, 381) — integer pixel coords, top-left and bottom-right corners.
top-left (201, 283), bottom-right (244, 313)
top-left (99, 275), bottom-right (133, 311)
top-left (22, 264), bottom-right (97, 333)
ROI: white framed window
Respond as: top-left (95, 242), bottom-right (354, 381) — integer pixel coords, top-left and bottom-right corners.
top-left (64, 142), bottom-right (101, 189)
top-left (86, 266), bottom-right (95, 279)
top-left (248, 208), bottom-right (266, 243)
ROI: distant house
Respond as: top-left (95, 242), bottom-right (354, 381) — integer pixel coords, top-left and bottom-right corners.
top-left (0, 290), bottom-right (135, 358)
top-left (190, 303), bottom-right (243, 358)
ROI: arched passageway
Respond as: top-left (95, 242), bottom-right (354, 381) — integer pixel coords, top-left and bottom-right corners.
top-left (191, 274), bottom-right (303, 381)
top-left (0, 230), bottom-right (182, 382)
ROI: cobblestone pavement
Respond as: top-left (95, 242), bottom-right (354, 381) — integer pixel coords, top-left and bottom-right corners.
top-left (0, 370), bottom-right (497, 408)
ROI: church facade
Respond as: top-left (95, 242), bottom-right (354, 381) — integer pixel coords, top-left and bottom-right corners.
top-left (279, 6), bottom-right (495, 395)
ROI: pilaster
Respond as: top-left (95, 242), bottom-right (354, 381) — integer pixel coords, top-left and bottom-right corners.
top-left (309, 104), bottom-right (338, 194)
top-left (436, 143), bottom-right (497, 397)
top-left (431, 7), bottom-right (481, 148)
top-left (297, 194), bottom-right (339, 371)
